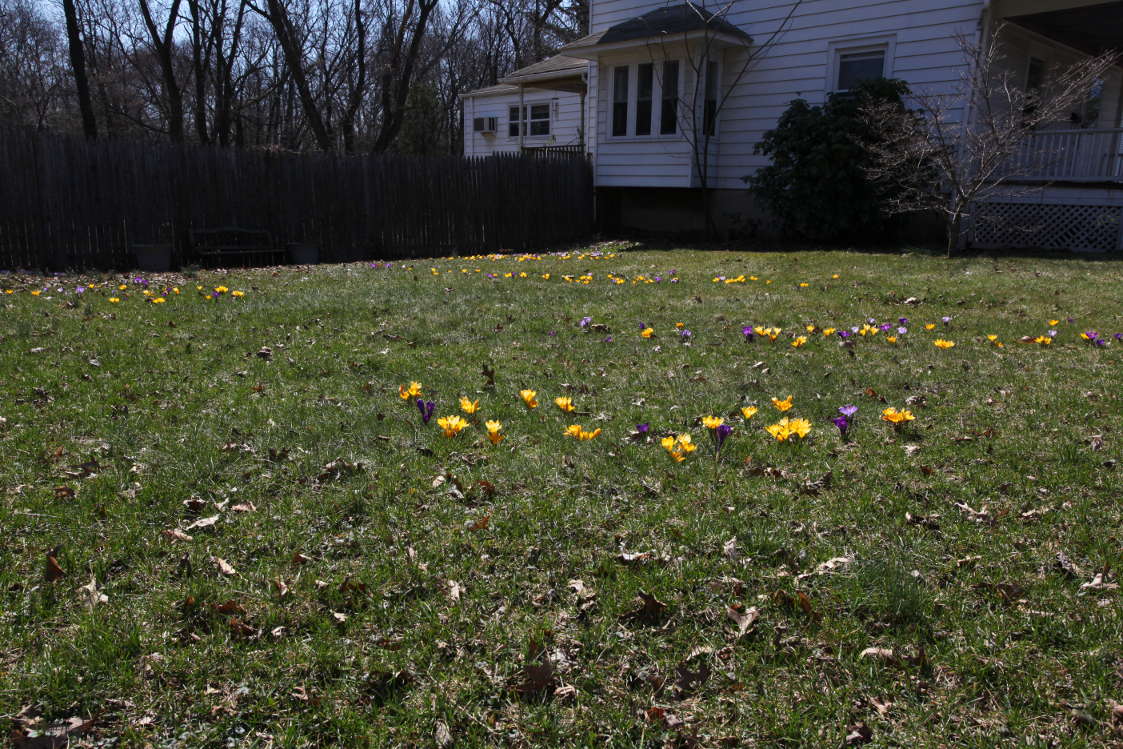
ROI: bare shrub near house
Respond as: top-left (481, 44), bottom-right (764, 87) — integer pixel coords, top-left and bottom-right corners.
top-left (862, 23), bottom-right (1118, 255)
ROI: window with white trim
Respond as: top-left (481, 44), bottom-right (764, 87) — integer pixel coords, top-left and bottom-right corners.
top-left (612, 66), bottom-right (629, 136)
top-left (827, 37), bottom-right (895, 93)
top-left (837, 50), bottom-right (885, 90)
top-left (635, 63), bottom-right (654, 136)
top-left (703, 60), bottom-right (719, 137)
top-left (610, 60), bottom-right (681, 137)
top-left (508, 103), bottom-right (550, 137)
top-left (660, 60), bottom-right (679, 135)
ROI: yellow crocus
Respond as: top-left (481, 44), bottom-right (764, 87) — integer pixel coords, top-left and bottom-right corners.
top-left (437, 415), bottom-right (469, 437)
top-left (771, 395), bottom-right (794, 412)
top-left (399, 381), bottom-right (422, 400)
top-left (519, 389), bottom-right (538, 408)
top-left (459, 397), bottom-right (479, 415)
top-left (640, 327), bottom-right (654, 339)
top-left (741, 406), bottom-right (759, 420)
top-left (701, 415), bottom-right (724, 429)
top-left (880, 407), bottom-right (915, 424)
top-left (554, 396), bottom-right (575, 413)
top-left (933, 339), bottom-right (955, 349)
top-left (485, 420), bottom-right (504, 444)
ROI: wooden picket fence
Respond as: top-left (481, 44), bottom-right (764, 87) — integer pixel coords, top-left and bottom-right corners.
top-left (0, 127), bottom-right (594, 270)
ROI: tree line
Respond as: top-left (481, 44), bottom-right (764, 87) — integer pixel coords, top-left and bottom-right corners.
top-left (0, 0), bottom-right (586, 154)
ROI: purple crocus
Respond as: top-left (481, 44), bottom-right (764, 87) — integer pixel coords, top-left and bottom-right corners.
top-left (899, 317), bottom-right (909, 326)
top-left (579, 316), bottom-right (592, 328)
top-left (636, 422), bottom-right (650, 434)
top-left (602, 335), bottom-right (613, 343)
top-left (742, 326), bottom-right (755, 341)
top-left (941, 316), bottom-right (952, 324)
top-left (837, 330), bottom-right (852, 339)
top-left (879, 323), bottom-right (893, 332)
top-left (715, 423), bottom-right (733, 450)
top-left (832, 415), bottom-right (850, 438)
top-left (417, 398), bottom-right (435, 424)
top-left (839, 404), bottom-right (858, 418)
top-left (1114, 333), bottom-right (1123, 341)
top-left (897, 326), bottom-right (908, 335)
top-left (680, 328), bottom-right (693, 341)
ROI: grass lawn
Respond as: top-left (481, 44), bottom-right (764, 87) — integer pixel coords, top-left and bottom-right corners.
top-left (1, 245), bottom-right (1121, 747)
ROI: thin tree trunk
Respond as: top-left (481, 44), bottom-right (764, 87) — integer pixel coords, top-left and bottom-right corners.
top-left (62, 0), bottom-right (98, 139)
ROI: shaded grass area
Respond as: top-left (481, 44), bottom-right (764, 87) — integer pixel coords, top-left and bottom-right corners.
top-left (1, 247), bottom-right (1121, 746)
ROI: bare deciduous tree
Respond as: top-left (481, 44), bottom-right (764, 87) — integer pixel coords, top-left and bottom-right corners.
top-left (862, 23), bottom-right (1119, 254)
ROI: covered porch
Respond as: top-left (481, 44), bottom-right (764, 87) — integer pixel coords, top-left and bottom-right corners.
top-left (997, 0), bottom-right (1123, 183)
top-left (972, 1), bottom-right (1123, 251)
top-left (498, 55), bottom-right (590, 156)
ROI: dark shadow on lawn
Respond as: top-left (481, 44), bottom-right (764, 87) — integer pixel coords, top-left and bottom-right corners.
top-left (597, 231), bottom-right (1123, 262)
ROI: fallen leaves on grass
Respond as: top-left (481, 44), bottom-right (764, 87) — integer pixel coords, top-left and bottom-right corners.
top-left (512, 637), bottom-right (556, 696)
top-left (77, 575), bottom-right (107, 610)
top-left (43, 547), bottom-right (65, 582)
top-left (161, 528), bottom-right (193, 542)
top-left (726, 603), bottom-right (759, 638)
top-left (211, 557), bottom-right (236, 576)
top-left (620, 591), bottom-right (669, 625)
top-left (1080, 572), bottom-right (1119, 592)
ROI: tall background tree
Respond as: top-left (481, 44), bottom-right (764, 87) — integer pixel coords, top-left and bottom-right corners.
top-left (0, 0), bottom-right (586, 153)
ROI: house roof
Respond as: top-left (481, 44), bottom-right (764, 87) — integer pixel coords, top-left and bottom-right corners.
top-left (561, 2), bottom-right (752, 57)
top-left (501, 55), bottom-right (587, 83)
top-left (461, 84), bottom-right (520, 99)
top-left (462, 54), bottom-right (589, 99)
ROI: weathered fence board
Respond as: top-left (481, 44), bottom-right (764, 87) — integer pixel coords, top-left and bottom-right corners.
top-left (0, 127), bottom-right (594, 270)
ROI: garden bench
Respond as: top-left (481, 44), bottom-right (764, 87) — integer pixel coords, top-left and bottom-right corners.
top-left (190, 227), bottom-right (284, 268)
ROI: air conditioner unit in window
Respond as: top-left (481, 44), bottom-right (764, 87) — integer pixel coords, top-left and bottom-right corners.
top-left (473, 117), bottom-right (497, 134)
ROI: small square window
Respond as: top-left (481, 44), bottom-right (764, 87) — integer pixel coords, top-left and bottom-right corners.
top-left (836, 50), bottom-right (885, 91)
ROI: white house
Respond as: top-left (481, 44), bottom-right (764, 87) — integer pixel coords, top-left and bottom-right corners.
top-left (461, 56), bottom-right (590, 157)
top-left (463, 0), bottom-right (1123, 251)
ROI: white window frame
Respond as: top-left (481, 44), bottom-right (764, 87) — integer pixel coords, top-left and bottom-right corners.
top-left (507, 102), bottom-right (551, 139)
top-left (826, 35), bottom-right (896, 94)
top-left (608, 59), bottom-right (685, 140)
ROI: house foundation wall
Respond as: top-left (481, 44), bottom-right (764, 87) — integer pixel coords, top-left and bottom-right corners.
top-left (596, 186), bottom-right (944, 245)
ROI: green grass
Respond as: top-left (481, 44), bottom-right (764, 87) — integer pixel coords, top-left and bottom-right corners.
top-left (1, 245), bottom-right (1121, 747)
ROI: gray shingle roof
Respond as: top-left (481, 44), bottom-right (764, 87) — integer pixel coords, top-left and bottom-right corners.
top-left (596, 2), bottom-right (752, 46)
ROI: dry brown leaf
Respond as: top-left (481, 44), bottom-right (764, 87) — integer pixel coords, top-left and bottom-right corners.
top-left (434, 721), bottom-right (453, 748)
top-left (448, 580), bottom-right (464, 602)
top-left (162, 528), bottom-right (194, 542)
top-left (77, 575), bottom-right (107, 610)
top-left (620, 590), bottom-right (668, 625)
top-left (274, 578), bottom-right (290, 598)
top-left (44, 548), bottom-right (65, 582)
top-left (466, 514), bottom-right (490, 531)
top-left (860, 647), bottom-right (899, 664)
top-left (726, 604), bottom-right (759, 637)
top-left (186, 515), bottom-right (220, 531)
top-left (212, 557), bottom-right (236, 576)
top-left (815, 556), bottom-right (853, 575)
top-left (1080, 573), bottom-right (1119, 592)
top-left (230, 502), bottom-right (256, 513)
top-left (722, 537), bottom-right (740, 561)
top-left (292, 552), bottom-right (312, 565)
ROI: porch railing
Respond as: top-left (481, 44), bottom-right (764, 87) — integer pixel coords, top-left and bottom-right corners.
top-left (1005, 127), bottom-right (1123, 182)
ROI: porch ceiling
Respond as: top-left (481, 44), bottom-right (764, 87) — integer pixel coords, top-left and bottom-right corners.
top-left (1007, 1), bottom-right (1123, 59)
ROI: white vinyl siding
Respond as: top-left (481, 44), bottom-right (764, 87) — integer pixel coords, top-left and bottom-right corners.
top-left (462, 89), bottom-right (585, 157)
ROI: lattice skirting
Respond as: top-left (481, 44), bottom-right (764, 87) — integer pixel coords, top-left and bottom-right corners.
top-left (969, 202), bottom-right (1123, 252)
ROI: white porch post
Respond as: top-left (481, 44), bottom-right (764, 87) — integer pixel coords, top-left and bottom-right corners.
top-left (518, 84), bottom-right (525, 151)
